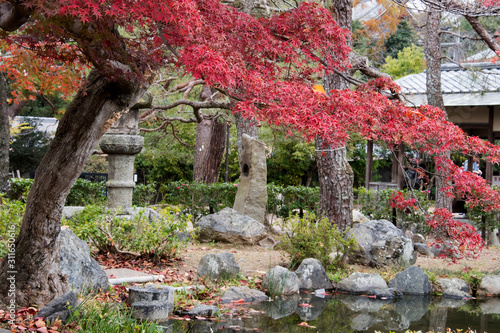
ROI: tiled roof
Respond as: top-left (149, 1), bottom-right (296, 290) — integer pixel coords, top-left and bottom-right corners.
top-left (394, 63), bottom-right (500, 106)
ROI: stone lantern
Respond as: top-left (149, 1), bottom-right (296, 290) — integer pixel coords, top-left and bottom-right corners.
top-left (99, 109), bottom-right (143, 213)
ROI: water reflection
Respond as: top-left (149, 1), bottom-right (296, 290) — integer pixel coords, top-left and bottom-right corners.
top-left (171, 293), bottom-right (500, 332)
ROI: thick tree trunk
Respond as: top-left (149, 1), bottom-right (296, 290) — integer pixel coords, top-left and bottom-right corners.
top-left (0, 69), bottom-right (149, 307)
top-left (193, 118), bottom-right (226, 184)
top-left (314, 0), bottom-right (354, 230)
top-left (0, 73), bottom-right (10, 192)
top-left (425, 10), bottom-right (453, 211)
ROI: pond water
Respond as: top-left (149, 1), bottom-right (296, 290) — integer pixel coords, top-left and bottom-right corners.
top-left (169, 293), bottom-right (500, 332)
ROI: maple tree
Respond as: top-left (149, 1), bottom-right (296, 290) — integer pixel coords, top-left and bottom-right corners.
top-left (0, 0), bottom-right (500, 308)
top-left (0, 40), bottom-right (87, 191)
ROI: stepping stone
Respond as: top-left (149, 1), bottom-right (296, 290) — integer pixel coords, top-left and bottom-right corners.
top-left (105, 268), bottom-right (150, 279)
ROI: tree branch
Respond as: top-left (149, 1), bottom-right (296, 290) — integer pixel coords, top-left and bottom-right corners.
top-left (151, 99), bottom-right (232, 112)
top-left (464, 15), bottom-right (500, 52)
top-left (440, 30), bottom-right (483, 41)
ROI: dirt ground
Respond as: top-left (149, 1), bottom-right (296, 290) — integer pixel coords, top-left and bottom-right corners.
top-left (175, 242), bottom-right (500, 277)
top-left (177, 243), bottom-right (287, 276)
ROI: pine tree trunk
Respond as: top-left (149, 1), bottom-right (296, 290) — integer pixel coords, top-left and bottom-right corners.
top-left (193, 118), bottom-right (226, 184)
top-left (0, 72), bottom-right (10, 192)
top-left (425, 10), bottom-right (452, 211)
top-left (314, 0), bottom-right (354, 230)
top-left (0, 69), bottom-right (150, 307)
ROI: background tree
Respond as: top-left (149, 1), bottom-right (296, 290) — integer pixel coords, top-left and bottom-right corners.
top-left (381, 44), bottom-right (426, 79)
top-left (384, 19), bottom-right (418, 59)
top-left (0, 40), bottom-right (86, 192)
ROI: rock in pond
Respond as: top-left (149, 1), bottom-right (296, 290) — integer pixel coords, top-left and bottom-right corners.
top-left (337, 272), bottom-right (388, 294)
top-left (220, 286), bottom-right (268, 304)
top-left (263, 266), bottom-right (299, 296)
top-left (295, 258), bottom-right (333, 290)
top-left (388, 266), bottom-right (431, 295)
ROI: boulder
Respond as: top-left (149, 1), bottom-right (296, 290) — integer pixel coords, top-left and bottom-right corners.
top-left (263, 266), bottom-right (300, 296)
top-left (478, 275), bottom-right (500, 297)
top-left (295, 258), bottom-right (333, 290)
top-left (220, 286), bottom-right (268, 304)
top-left (414, 243), bottom-right (434, 257)
top-left (233, 134), bottom-right (268, 224)
top-left (35, 292), bottom-right (77, 323)
top-left (187, 304), bottom-right (219, 317)
top-left (435, 278), bottom-right (471, 299)
top-left (412, 233), bottom-right (426, 244)
top-left (388, 266), bottom-right (431, 295)
top-left (59, 229), bottom-right (109, 294)
top-left (346, 219), bottom-right (415, 267)
top-left (353, 209), bottom-right (369, 224)
top-left (337, 272), bottom-right (388, 294)
top-left (197, 252), bottom-right (240, 280)
top-left (196, 208), bottom-right (267, 245)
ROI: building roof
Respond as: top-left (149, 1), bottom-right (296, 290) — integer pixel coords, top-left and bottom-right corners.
top-left (12, 116), bottom-right (59, 134)
top-left (394, 63), bottom-right (500, 106)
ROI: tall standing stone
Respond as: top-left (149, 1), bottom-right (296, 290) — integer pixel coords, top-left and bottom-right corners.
top-left (233, 134), bottom-right (267, 224)
top-left (99, 109), bottom-right (143, 212)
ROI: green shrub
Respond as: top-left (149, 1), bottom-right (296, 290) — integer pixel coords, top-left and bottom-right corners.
top-left (161, 181), bottom-right (320, 220)
top-left (133, 182), bottom-right (160, 206)
top-left (8, 178), bottom-right (106, 206)
top-left (7, 178), bottom-right (33, 202)
top-left (64, 205), bottom-right (191, 262)
top-left (162, 181), bottom-right (238, 218)
top-left (354, 187), bottom-right (433, 234)
top-left (68, 300), bottom-right (163, 333)
top-left (65, 178), bottom-right (107, 206)
top-left (277, 215), bottom-right (356, 270)
top-left (267, 184), bottom-right (319, 218)
top-left (0, 196), bottom-right (25, 258)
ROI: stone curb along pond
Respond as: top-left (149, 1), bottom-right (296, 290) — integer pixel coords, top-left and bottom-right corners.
top-left (119, 255), bottom-right (500, 332)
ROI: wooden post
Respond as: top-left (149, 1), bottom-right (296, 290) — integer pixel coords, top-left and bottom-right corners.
top-left (365, 140), bottom-right (373, 189)
top-left (397, 143), bottom-right (404, 189)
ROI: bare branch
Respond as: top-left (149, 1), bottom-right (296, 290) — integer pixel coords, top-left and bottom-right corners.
top-left (440, 30), bottom-right (483, 41)
top-left (151, 98), bottom-right (232, 112)
top-left (349, 52), bottom-right (391, 79)
top-left (157, 24), bottom-right (179, 58)
top-left (40, 94), bottom-right (56, 114)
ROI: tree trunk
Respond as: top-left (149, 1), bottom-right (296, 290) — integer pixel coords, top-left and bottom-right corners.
top-left (314, 0), bottom-right (354, 231)
top-left (193, 118), bottom-right (226, 184)
top-left (0, 69), bottom-right (150, 307)
top-left (425, 9), bottom-right (453, 211)
top-left (0, 73), bottom-right (10, 192)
